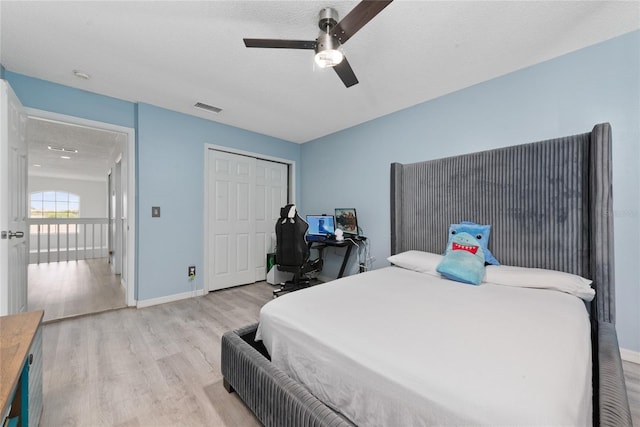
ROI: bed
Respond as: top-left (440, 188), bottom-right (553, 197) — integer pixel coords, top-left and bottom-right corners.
top-left (221, 123), bottom-right (632, 426)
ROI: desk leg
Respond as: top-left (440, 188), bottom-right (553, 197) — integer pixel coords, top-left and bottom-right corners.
top-left (310, 243), bottom-right (326, 261)
top-left (337, 244), bottom-right (353, 279)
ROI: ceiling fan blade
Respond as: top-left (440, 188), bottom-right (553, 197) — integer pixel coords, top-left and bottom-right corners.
top-left (331, 0), bottom-right (393, 45)
top-left (243, 39), bottom-right (316, 49)
top-left (333, 56), bottom-right (359, 88)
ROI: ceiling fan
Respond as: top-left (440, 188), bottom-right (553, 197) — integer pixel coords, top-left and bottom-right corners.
top-left (243, 0), bottom-right (393, 88)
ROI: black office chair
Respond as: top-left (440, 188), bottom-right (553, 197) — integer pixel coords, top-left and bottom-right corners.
top-left (274, 204), bottom-right (322, 296)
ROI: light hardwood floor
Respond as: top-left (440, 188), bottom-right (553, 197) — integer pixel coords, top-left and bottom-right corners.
top-left (41, 282), bottom-right (272, 426)
top-left (29, 258), bottom-right (126, 322)
top-left (40, 282), bottom-right (640, 426)
top-left (624, 359), bottom-right (640, 426)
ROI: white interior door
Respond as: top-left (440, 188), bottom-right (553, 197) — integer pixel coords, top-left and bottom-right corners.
top-left (208, 150), bottom-right (256, 290)
top-left (207, 150), bottom-right (289, 291)
top-left (119, 156), bottom-right (128, 285)
top-left (108, 169), bottom-right (114, 265)
top-left (120, 151), bottom-right (129, 290)
top-left (108, 160), bottom-right (122, 275)
top-left (0, 80), bottom-right (28, 315)
top-left (254, 159), bottom-right (288, 281)
top-left (113, 159), bottom-right (122, 274)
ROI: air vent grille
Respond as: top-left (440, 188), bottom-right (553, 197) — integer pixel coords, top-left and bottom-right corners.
top-left (194, 102), bottom-right (222, 114)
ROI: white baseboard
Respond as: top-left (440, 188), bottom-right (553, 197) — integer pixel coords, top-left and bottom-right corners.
top-left (137, 289), bottom-right (205, 308)
top-left (620, 347), bottom-right (640, 365)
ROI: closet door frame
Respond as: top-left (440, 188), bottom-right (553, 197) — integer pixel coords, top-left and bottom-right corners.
top-left (203, 144), bottom-right (295, 293)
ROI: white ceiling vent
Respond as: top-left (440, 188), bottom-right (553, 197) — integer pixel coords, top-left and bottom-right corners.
top-left (194, 102), bottom-right (222, 114)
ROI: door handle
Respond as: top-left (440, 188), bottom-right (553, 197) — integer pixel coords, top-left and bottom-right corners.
top-left (1, 230), bottom-right (25, 239)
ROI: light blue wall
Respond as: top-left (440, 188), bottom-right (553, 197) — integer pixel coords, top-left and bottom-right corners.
top-left (3, 72), bottom-right (301, 303)
top-left (301, 30), bottom-right (640, 352)
top-left (5, 72), bottom-right (135, 128)
top-left (136, 103), bottom-right (300, 301)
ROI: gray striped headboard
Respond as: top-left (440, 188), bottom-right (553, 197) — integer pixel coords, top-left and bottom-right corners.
top-left (390, 123), bottom-right (614, 323)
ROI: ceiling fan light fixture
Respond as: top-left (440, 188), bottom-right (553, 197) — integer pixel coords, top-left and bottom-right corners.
top-left (314, 32), bottom-right (343, 68)
top-left (315, 49), bottom-right (343, 68)
top-left (47, 145), bottom-right (78, 153)
top-left (242, 1), bottom-right (394, 87)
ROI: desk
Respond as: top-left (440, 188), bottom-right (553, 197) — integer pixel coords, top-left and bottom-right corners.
top-left (306, 236), bottom-right (366, 279)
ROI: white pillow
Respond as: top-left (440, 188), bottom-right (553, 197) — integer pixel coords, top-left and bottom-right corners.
top-left (387, 251), bottom-right (442, 276)
top-left (484, 265), bottom-right (595, 301)
top-left (388, 252), bottom-right (595, 301)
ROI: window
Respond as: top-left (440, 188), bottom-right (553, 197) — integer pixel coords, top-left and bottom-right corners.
top-left (30, 191), bottom-right (80, 218)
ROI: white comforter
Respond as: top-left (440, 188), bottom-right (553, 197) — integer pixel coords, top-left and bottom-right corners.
top-left (256, 266), bottom-right (592, 426)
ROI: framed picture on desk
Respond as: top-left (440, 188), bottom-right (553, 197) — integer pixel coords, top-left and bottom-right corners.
top-left (334, 208), bottom-right (358, 235)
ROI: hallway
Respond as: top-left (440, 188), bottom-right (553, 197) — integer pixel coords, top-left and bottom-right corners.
top-left (28, 258), bottom-right (126, 322)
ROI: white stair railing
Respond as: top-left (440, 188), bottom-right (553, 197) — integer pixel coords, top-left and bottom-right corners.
top-left (28, 218), bottom-right (109, 264)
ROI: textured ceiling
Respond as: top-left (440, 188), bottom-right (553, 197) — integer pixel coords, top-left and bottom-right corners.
top-left (1, 1), bottom-right (639, 180)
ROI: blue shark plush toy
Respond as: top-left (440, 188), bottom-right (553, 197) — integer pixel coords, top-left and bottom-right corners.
top-left (436, 221), bottom-right (500, 285)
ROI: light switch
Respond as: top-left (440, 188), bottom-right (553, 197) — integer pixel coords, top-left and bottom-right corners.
top-left (152, 206), bottom-right (161, 217)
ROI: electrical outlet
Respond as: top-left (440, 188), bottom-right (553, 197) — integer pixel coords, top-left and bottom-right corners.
top-left (188, 266), bottom-right (196, 278)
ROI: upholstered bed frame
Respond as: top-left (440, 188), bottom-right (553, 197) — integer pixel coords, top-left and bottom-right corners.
top-left (221, 123), bottom-right (631, 426)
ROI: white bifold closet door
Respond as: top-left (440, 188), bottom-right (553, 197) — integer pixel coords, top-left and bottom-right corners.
top-left (207, 149), bottom-right (287, 291)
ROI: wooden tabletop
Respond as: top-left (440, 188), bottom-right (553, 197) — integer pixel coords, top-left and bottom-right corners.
top-left (0, 310), bottom-right (44, 419)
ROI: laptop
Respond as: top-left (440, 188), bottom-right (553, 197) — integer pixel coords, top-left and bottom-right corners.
top-left (305, 215), bottom-right (335, 242)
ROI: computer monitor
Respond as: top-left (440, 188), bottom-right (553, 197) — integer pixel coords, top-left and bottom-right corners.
top-left (306, 215), bottom-right (335, 236)
top-left (334, 208), bottom-right (358, 236)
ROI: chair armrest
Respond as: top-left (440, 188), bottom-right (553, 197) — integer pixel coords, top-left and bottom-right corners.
top-left (597, 321), bottom-right (632, 426)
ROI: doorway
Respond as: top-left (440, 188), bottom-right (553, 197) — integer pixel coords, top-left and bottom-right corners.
top-left (25, 109), bottom-right (136, 320)
top-left (204, 146), bottom-right (293, 292)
